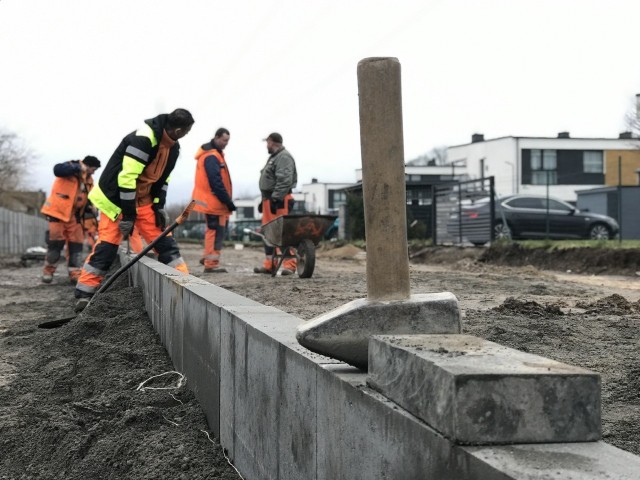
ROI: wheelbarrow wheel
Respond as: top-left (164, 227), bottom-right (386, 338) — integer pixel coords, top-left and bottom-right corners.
top-left (296, 239), bottom-right (316, 278)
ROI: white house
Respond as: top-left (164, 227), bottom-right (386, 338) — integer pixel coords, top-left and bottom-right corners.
top-left (446, 132), bottom-right (640, 202)
top-left (298, 178), bottom-right (353, 214)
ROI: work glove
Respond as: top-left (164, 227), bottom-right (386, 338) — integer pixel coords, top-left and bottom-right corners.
top-left (153, 205), bottom-right (170, 230)
top-left (226, 201), bottom-right (237, 212)
top-left (119, 216), bottom-right (135, 238)
top-left (257, 201), bottom-right (263, 214)
top-left (270, 197), bottom-right (283, 215)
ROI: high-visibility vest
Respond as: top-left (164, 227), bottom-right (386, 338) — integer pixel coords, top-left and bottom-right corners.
top-left (192, 147), bottom-right (233, 215)
top-left (41, 165), bottom-right (93, 222)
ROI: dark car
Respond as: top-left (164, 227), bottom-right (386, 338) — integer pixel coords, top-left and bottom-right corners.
top-left (447, 194), bottom-right (619, 245)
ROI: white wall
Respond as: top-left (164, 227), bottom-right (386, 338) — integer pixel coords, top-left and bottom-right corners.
top-left (448, 138), bottom-right (517, 197)
top-left (299, 182), bottom-right (353, 214)
top-left (448, 136), bottom-right (640, 202)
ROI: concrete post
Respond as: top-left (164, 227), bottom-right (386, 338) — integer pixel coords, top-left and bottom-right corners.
top-left (357, 57), bottom-right (410, 301)
top-left (296, 58), bottom-right (461, 369)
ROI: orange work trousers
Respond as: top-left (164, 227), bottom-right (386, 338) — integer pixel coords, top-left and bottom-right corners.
top-left (75, 204), bottom-right (187, 298)
top-left (202, 215), bottom-right (228, 269)
top-left (260, 194), bottom-right (296, 272)
top-left (44, 218), bottom-right (85, 281)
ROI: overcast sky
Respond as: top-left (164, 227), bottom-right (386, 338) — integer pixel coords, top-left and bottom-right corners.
top-left (1, 0), bottom-right (639, 204)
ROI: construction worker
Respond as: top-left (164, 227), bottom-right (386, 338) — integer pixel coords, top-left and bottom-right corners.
top-left (82, 206), bottom-right (99, 252)
top-left (192, 127), bottom-right (236, 273)
top-left (74, 109), bottom-right (195, 311)
top-left (40, 156), bottom-right (101, 284)
top-left (254, 132), bottom-right (297, 275)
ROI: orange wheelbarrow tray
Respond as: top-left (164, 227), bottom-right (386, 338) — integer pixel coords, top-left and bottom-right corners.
top-left (258, 214), bottom-right (337, 278)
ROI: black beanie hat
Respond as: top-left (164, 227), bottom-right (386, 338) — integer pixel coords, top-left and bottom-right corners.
top-left (83, 155), bottom-right (101, 168)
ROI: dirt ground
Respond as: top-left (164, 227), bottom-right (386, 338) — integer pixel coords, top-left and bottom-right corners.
top-left (1, 241), bottom-right (639, 479)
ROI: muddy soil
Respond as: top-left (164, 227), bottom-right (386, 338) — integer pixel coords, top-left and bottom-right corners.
top-left (1, 241), bottom-right (639, 479)
top-left (477, 242), bottom-right (640, 276)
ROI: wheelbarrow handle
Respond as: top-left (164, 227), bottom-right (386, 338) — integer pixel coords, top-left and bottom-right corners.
top-left (243, 228), bottom-right (274, 248)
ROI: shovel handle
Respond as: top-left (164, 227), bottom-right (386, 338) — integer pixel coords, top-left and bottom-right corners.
top-left (176, 200), bottom-right (196, 224)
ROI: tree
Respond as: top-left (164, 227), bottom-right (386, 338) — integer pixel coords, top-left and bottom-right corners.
top-left (0, 128), bottom-right (32, 191)
top-left (623, 94), bottom-right (640, 141)
top-left (406, 146), bottom-right (448, 166)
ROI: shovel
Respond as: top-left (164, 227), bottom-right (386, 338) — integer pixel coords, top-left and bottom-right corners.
top-left (38, 201), bottom-right (196, 328)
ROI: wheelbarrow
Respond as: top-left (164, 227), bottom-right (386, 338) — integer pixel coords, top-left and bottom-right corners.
top-left (244, 214), bottom-right (337, 278)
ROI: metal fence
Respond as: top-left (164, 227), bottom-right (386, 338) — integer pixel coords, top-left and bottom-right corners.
top-left (0, 207), bottom-right (48, 255)
top-left (432, 177), bottom-right (495, 246)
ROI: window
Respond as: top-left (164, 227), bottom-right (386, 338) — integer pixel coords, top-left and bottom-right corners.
top-left (236, 206), bottom-right (254, 219)
top-left (406, 189), bottom-right (431, 205)
top-left (583, 151), bottom-right (603, 173)
top-left (505, 197), bottom-right (545, 209)
top-left (545, 199), bottom-right (573, 212)
top-left (410, 174), bottom-right (422, 182)
top-left (329, 190), bottom-right (347, 210)
top-left (531, 149), bottom-right (557, 185)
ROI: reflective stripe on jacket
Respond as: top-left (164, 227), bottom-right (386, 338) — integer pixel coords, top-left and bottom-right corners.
top-left (41, 160), bottom-right (93, 222)
top-left (90, 114), bottom-right (179, 221)
top-left (192, 143), bottom-right (233, 215)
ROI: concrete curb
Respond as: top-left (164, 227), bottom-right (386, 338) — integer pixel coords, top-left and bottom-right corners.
top-left (125, 254), bottom-right (640, 480)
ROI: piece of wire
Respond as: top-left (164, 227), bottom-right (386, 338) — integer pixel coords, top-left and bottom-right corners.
top-left (135, 371), bottom-right (185, 391)
top-left (201, 430), bottom-right (245, 480)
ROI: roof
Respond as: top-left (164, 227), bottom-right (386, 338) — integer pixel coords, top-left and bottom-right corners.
top-left (448, 135), bottom-right (640, 149)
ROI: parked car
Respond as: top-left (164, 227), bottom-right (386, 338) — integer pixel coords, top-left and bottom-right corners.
top-left (447, 194), bottom-right (619, 245)
top-left (182, 223), bottom-right (206, 240)
top-left (228, 219), bottom-right (262, 241)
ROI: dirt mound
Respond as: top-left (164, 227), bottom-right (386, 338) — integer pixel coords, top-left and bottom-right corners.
top-left (576, 294), bottom-right (640, 315)
top-left (319, 243), bottom-right (365, 259)
top-left (0, 277), bottom-right (240, 480)
top-left (492, 297), bottom-right (564, 318)
top-left (479, 243), bottom-right (640, 276)
top-left (409, 246), bottom-right (484, 265)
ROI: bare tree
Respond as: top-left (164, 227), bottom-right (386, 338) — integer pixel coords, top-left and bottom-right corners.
top-left (623, 94), bottom-right (640, 141)
top-left (429, 146), bottom-right (448, 165)
top-left (0, 128), bottom-right (32, 191)
top-left (406, 145), bottom-right (449, 166)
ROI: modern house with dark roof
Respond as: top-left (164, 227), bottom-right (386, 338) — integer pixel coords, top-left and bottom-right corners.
top-left (446, 132), bottom-right (640, 201)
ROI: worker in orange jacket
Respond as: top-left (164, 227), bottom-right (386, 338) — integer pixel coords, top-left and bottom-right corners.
top-left (82, 209), bottom-right (99, 252)
top-left (40, 156), bottom-right (101, 283)
top-left (192, 127), bottom-right (235, 273)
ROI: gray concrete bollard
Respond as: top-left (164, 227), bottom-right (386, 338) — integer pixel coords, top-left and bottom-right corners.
top-left (296, 58), bottom-right (460, 369)
top-left (358, 57), bottom-right (411, 301)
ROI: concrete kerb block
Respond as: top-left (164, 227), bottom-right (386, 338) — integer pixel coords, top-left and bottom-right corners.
top-left (367, 334), bottom-right (601, 445)
top-left (296, 292), bottom-right (461, 369)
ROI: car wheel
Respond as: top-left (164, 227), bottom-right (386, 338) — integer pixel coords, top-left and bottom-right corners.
top-left (494, 222), bottom-right (512, 240)
top-left (589, 223), bottom-right (610, 240)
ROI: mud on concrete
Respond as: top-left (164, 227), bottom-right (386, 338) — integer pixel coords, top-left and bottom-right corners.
top-left (1, 241), bottom-right (639, 479)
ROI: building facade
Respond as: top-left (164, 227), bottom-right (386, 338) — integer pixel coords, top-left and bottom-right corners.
top-left (447, 133), bottom-right (640, 201)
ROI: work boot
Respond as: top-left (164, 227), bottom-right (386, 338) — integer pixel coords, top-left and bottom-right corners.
top-left (41, 273), bottom-right (53, 284)
top-left (204, 267), bottom-right (228, 273)
top-left (281, 268), bottom-right (295, 276)
top-left (74, 298), bottom-right (90, 313)
top-left (253, 266), bottom-right (271, 274)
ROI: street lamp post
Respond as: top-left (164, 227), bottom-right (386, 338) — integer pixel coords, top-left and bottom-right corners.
top-left (505, 161), bottom-right (515, 194)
